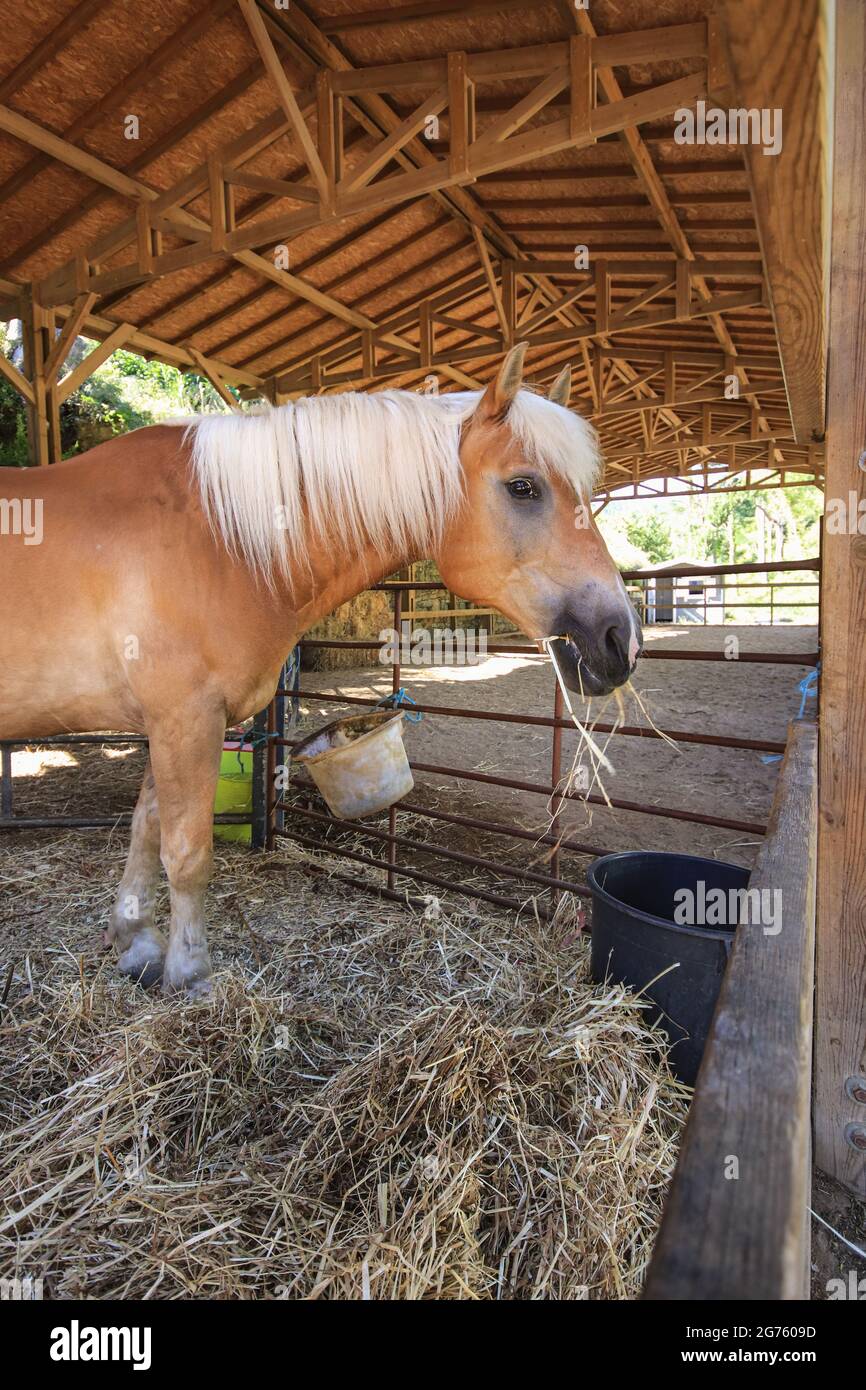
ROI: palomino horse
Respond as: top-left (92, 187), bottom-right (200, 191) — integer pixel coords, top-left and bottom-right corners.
top-left (0, 344), bottom-right (640, 994)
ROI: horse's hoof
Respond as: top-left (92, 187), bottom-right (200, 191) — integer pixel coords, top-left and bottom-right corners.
top-left (162, 947), bottom-right (213, 998)
top-left (186, 978), bottom-right (213, 1001)
top-left (117, 929), bottom-right (166, 990)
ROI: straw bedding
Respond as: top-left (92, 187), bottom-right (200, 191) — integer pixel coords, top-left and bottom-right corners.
top-left (0, 830), bottom-right (688, 1300)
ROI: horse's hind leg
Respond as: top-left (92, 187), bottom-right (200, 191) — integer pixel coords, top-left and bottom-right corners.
top-left (106, 760), bottom-right (166, 988)
top-left (148, 708), bottom-right (225, 996)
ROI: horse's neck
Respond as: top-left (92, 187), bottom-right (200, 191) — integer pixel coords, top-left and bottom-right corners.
top-left (278, 535), bottom-right (413, 639)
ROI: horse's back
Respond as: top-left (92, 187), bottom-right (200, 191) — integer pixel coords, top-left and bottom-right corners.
top-left (0, 427), bottom-right (197, 738)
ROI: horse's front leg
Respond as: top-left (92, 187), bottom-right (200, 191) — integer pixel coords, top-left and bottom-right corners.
top-left (147, 707), bottom-right (225, 996)
top-left (106, 760), bottom-right (166, 988)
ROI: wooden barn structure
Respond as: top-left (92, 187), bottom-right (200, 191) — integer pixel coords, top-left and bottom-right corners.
top-left (0, 0), bottom-right (863, 1294)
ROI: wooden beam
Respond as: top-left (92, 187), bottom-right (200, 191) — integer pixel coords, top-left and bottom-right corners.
top-left (339, 86), bottom-right (449, 194)
top-left (815, 0), bottom-right (866, 1197)
top-left (56, 323), bottom-right (135, 403)
top-left (0, 344), bottom-right (34, 404)
top-left (0, 104), bottom-right (145, 202)
top-left (645, 721), bottom-right (817, 1300)
top-left (721, 0), bottom-right (826, 445)
top-left (237, 0), bottom-right (331, 206)
top-left (571, 7), bottom-right (776, 454)
top-left (43, 292), bottom-right (97, 385)
top-left (469, 225), bottom-right (509, 342)
top-left (0, 0), bottom-right (237, 210)
top-left (185, 346), bottom-right (242, 412)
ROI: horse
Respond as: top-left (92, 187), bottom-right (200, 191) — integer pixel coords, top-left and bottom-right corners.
top-left (0, 344), bottom-right (641, 994)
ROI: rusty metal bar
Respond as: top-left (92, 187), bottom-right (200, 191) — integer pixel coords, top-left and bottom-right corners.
top-left (406, 760), bottom-right (768, 834)
top-left (0, 743), bottom-right (12, 820)
top-left (265, 696), bottom-right (277, 851)
top-left (550, 682), bottom-right (564, 901)
top-left (284, 775), bottom-right (610, 857)
top-left (0, 813), bottom-right (251, 831)
top-left (280, 689), bottom-right (787, 754)
top-left (278, 800), bottom-right (591, 896)
top-left (277, 825), bottom-right (559, 919)
top-left (370, 559), bottom-right (820, 589)
top-left (391, 797), bottom-right (611, 859)
top-left (387, 588), bottom-right (403, 891)
top-left (297, 638), bottom-right (818, 664)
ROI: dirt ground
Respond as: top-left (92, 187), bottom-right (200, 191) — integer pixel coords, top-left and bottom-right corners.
top-left (296, 623), bottom-right (819, 873)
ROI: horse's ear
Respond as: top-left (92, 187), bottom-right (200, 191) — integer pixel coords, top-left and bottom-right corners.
top-left (548, 364), bottom-right (571, 407)
top-left (478, 342), bottom-right (527, 419)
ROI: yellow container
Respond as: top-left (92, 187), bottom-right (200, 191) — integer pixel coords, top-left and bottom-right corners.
top-left (214, 741), bottom-right (253, 843)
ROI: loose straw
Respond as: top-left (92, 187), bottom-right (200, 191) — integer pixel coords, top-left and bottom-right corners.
top-left (542, 639), bottom-right (615, 777)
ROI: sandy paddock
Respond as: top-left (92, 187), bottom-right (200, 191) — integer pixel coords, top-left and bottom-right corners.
top-left (294, 624), bottom-right (819, 877)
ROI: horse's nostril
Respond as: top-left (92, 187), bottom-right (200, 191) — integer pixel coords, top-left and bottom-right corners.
top-left (604, 622), bottom-right (630, 670)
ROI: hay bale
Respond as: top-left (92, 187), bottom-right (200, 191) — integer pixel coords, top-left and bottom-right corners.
top-left (0, 832), bottom-right (687, 1300)
top-left (302, 590), bottom-right (393, 672)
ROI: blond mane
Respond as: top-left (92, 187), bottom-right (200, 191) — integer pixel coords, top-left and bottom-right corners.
top-left (185, 387), bottom-right (600, 583)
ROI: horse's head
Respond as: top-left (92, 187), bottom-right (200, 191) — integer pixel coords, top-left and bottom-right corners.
top-left (435, 344), bottom-right (642, 696)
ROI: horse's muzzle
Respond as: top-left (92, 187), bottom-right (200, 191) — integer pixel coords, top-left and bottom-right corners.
top-left (549, 607), bottom-right (641, 696)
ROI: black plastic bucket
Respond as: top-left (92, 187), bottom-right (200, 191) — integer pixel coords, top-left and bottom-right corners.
top-left (587, 851), bottom-right (748, 1084)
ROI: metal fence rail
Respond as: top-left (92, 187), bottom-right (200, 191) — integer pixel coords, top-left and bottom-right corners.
top-left (270, 558), bottom-right (821, 914)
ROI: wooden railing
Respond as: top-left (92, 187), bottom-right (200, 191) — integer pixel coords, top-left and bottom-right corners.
top-left (645, 719), bottom-right (818, 1300)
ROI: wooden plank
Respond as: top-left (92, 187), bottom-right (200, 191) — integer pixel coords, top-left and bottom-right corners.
top-left (224, 170), bottom-right (319, 203)
top-left (722, 0), bottom-right (826, 445)
top-left (646, 721), bottom-right (817, 1300)
top-left (469, 225), bottom-right (509, 341)
top-left (814, 0), bottom-right (866, 1197)
top-left (339, 86), bottom-right (448, 194)
top-left (472, 66), bottom-right (568, 154)
top-left (0, 0), bottom-right (108, 103)
top-left (185, 346), bottom-right (241, 413)
top-left (569, 35), bottom-right (593, 145)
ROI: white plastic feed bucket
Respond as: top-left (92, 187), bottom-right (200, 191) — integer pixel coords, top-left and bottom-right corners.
top-left (292, 710), bottom-right (414, 820)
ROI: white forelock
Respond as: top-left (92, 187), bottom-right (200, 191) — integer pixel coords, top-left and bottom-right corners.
top-left (184, 386), bottom-right (600, 584)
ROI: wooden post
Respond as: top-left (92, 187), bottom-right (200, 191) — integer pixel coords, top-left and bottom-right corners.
top-left (814, 0), bottom-right (866, 1196)
top-left (21, 292), bottom-right (51, 466)
top-left (646, 722), bottom-right (817, 1300)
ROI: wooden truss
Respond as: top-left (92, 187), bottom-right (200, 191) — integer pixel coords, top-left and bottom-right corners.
top-left (25, 22), bottom-right (714, 312)
top-left (274, 259), bottom-right (766, 394)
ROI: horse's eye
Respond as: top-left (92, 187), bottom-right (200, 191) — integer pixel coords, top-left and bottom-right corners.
top-left (507, 477), bottom-right (540, 500)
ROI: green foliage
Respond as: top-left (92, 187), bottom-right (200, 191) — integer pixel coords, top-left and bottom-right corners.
top-left (624, 512), bottom-right (673, 563)
top-left (0, 330), bottom-right (239, 464)
top-left (598, 483), bottom-right (823, 572)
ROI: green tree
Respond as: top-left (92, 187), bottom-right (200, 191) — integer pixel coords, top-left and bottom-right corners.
top-left (624, 512), bottom-right (673, 563)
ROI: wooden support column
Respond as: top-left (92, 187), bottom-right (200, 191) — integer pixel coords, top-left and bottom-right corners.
top-left (814, 0), bottom-right (866, 1196)
top-left (21, 292), bottom-right (51, 466)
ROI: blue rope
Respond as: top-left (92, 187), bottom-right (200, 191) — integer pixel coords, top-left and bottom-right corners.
top-left (376, 687), bottom-right (423, 722)
top-left (796, 664), bottom-right (820, 719)
top-left (761, 662), bottom-right (819, 763)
